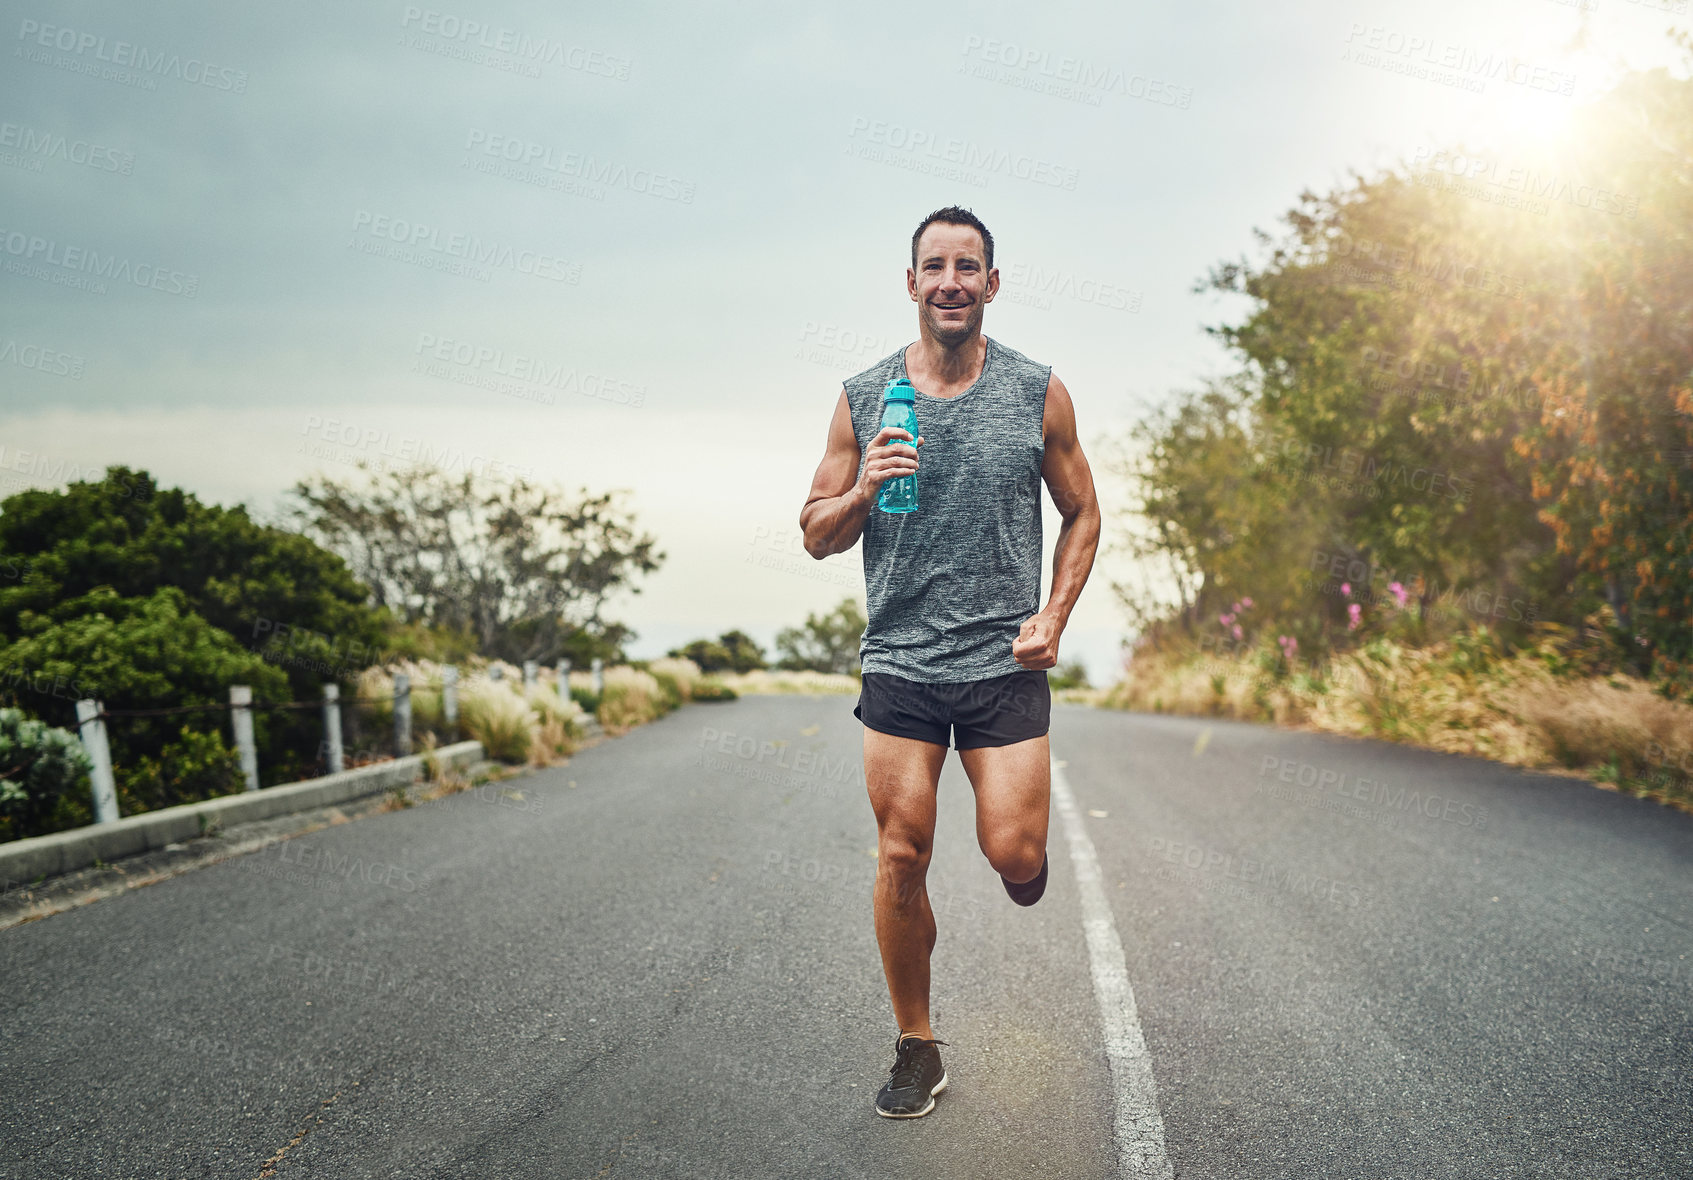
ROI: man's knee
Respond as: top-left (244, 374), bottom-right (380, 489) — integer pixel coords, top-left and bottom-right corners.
top-left (877, 833), bottom-right (932, 910)
top-left (878, 831), bottom-right (931, 878)
top-left (981, 833), bottom-right (1043, 883)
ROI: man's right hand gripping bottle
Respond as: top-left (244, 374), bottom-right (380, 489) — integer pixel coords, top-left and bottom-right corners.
top-left (877, 378), bottom-right (919, 514)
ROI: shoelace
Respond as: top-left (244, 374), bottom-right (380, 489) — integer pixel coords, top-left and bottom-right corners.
top-left (888, 1036), bottom-right (949, 1090)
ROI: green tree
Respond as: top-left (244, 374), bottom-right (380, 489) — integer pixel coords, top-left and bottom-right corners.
top-left (0, 466), bottom-right (384, 662)
top-left (291, 461), bottom-right (662, 665)
top-left (669, 638), bottom-right (732, 673)
top-left (1116, 46), bottom-right (1693, 677)
top-left (1048, 659), bottom-right (1091, 690)
top-left (667, 630), bottom-right (766, 674)
top-left (0, 468), bottom-right (391, 796)
top-left (1503, 60), bottom-right (1693, 680)
top-left (561, 621), bottom-right (636, 668)
top-left (775, 599), bottom-right (866, 674)
top-left (717, 630), bottom-right (766, 673)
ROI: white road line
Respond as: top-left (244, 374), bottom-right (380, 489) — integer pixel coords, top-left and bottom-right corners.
top-left (1051, 754), bottom-right (1174, 1180)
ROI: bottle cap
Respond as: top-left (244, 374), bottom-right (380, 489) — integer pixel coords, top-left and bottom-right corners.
top-left (882, 378), bottom-right (915, 402)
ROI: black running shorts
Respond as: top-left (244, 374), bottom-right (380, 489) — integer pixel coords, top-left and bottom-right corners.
top-left (852, 669), bottom-right (1050, 750)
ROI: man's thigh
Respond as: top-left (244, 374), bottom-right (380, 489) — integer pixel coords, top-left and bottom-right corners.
top-left (863, 727), bottom-right (948, 843)
top-left (958, 734), bottom-right (1051, 843)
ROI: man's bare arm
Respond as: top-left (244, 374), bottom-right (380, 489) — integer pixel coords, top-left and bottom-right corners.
top-left (1039, 372), bottom-right (1101, 626)
top-left (800, 389), bottom-right (923, 559)
top-left (1012, 372), bottom-right (1101, 669)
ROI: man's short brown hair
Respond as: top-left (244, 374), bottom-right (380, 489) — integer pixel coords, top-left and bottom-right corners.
top-left (911, 206), bottom-right (994, 273)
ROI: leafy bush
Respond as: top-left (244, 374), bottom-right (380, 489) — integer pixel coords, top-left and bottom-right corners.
top-left (775, 599), bottom-right (865, 674)
top-left (667, 632), bottom-right (764, 674)
top-left (1048, 660), bottom-right (1091, 690)
top-left (669, 639), bottom-right (733, 673)
top-left (690, 678), bottom-right (738, 702)
top-left (648, 668), bottom-right (685, 709)
top-left (0, 707), bottom-right (94, 842)
top-left (716, 631), bottom-right (766, 673)
top-left (1442, 626), bottom-right (1503, 680)
top-left (0, 467), bottom-right (392, 790)
top-left (120, 726), bottom-right (244, 818)
top-left (0, 586), bottom-right (292, 810)
top-left (1109, 626), bottom-right (1693, 812)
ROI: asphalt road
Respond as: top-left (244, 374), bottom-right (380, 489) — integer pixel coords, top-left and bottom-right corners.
top-left (2, 698), bottom-right (1689, 1179)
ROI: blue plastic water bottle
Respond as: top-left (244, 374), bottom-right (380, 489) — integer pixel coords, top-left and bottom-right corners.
top-left (877, 379), bottom-right (919, 514)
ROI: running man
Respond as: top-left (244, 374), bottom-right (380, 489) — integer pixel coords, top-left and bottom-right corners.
top-left (798, 206), bottom-right (1102, 1118)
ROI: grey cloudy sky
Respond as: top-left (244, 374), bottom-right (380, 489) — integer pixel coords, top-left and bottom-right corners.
top-left (2, 0), bottom-right (1686, 681)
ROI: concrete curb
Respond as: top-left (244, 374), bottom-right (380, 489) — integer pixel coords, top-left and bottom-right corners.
top-left (0, 741), bottom-right (484, 887)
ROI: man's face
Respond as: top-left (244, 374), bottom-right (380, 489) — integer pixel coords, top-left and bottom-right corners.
top-left (908, 223), bottom-right (997, 346)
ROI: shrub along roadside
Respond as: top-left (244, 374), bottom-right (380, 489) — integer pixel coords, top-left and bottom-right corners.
top-left (356, 659), bottom-right (589, 769)
top-left (358, 656), bottom-right (735, 758)
top-left (0, 654), bottom-right (744, 843)
top-left (600, 658), bottom-right (736, 735)
top-left (0, 587), bottom-right (283, 837)
top-left (1107, 626), bottom-right (1693, 814)
top-left (0, 708), bottom-right (94, 842)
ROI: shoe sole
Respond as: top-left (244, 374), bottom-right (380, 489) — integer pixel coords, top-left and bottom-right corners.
top-left (1003, 855), bottom-right (1049, 906)
top-left (875, 1072), bottom-right (947, 1119)
top-left (1004, 879), bottom-right (1046, 906)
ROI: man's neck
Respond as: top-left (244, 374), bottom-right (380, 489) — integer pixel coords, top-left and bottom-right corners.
top-left (906, 332), bottom-right (987, 395)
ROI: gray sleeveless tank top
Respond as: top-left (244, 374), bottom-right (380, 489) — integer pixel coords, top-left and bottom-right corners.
top-left (843, 335), bottom-right (1050, 683)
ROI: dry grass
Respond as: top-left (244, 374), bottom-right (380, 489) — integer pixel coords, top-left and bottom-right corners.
top-left (598, 666), bottom-right (668, 735)
top-left (354, 658), bottom-right (586, 766)
top-left (459, 676), bottom-right (536, 762)
top-left (1106, 635), bottom-right (1693, 814)
top-left (718, 669), bottom-right (860, 695)
top-left (647, 657), bottom-right (703, 697)
top-left (350, 655), bottom-right (815, 760)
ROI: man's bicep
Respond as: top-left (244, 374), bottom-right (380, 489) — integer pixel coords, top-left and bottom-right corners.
top-left (1040, 373), bottom-right (1096, 518)
top-left (805, 389), bottom-right (863, 505)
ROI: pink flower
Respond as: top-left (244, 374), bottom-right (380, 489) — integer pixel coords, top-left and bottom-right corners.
top-left (1241, 597), bottom-right (1254, 608)
top-left (1340, 582), bottom-right (1351, 597)
top-left (1278, 635), bottom-right (1298, 656)
top-left (1220, 612), bottom-right (1234, 626)
top-left (1232, 624), bottom-right (1243, 640)
top-left (1388, 581), bottom-right (1408, 608)
top-left (1347, 603), bottom-right (1362, 630)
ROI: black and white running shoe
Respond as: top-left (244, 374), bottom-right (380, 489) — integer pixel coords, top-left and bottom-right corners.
top-left (1002, 850), bottom-right (1049, 906)
top-left (875, 1032), bottom-right (949, 1119)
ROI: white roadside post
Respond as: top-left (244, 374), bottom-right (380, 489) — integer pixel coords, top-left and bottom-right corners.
top-left (443, 665), bottom-right (459, 736)
top-left (523, 659), bottom-right (538, 688)
top-left (322, 683), bottom-right (344, 774)
top-left (591, 657), bottom-right (604, 699)
top-left (557, 658), bottom-right (572, 702)
top-left (74, 699), bottom-right (120, 823)
top-left (230, 685), bottom-right (260, 792)
top-left (393, 672), bottom-right (412, 756)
